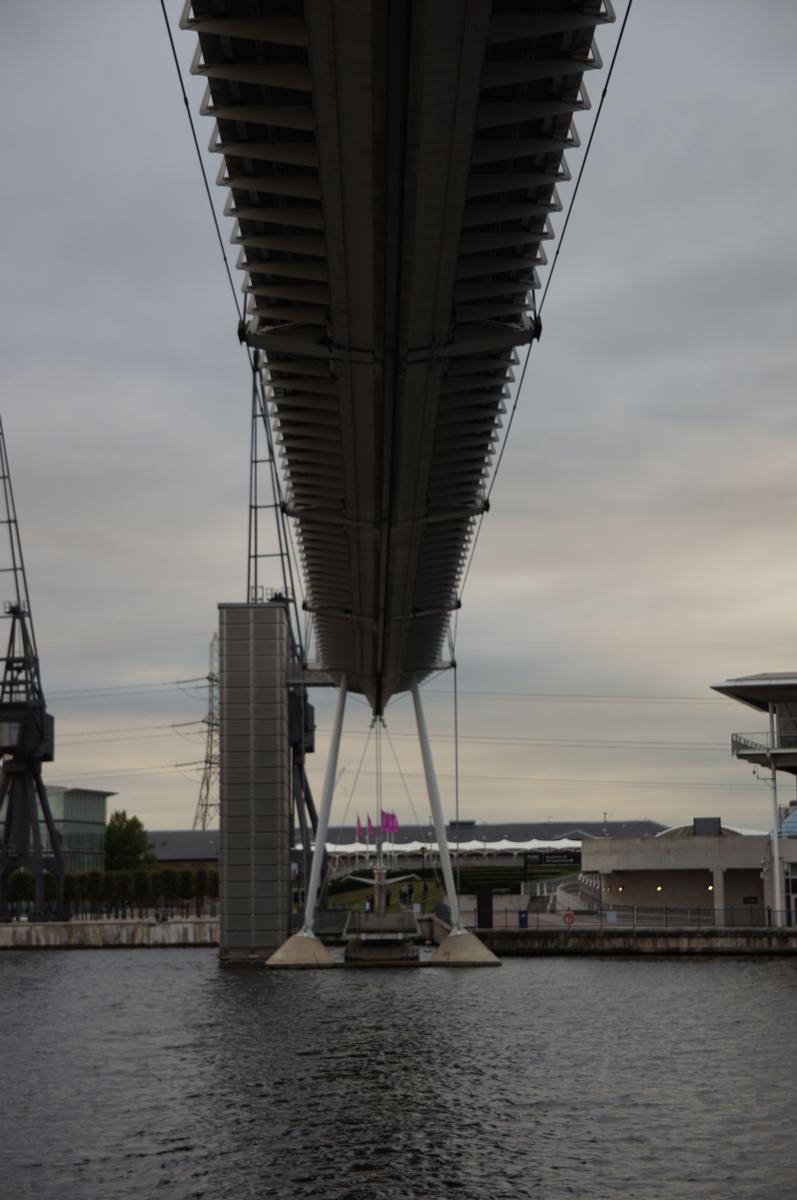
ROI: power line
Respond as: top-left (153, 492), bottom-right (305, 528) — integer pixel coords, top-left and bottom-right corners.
top-left (57, 764), bottom-right (200, 783)
top-left (58, 719), bottom-right (204, 739)
top-left (51, 687), bottom-right (205, 704)
top-left (58, 729), bottom-right (205, 749)
top-left (161, 8), bottom-right (307, 654)
top-left (44, 631), bottom-right (209, 652)
top-left (423, 688), bottom-right (727, 707)
top-left (47, 676), bottom-right (206, 700)
top-left (314, 728), bottom-right (727, 753)
top-left (382, 723), bottom-right (425, 828)
top-left (305, 767), bottom-right (759, 793)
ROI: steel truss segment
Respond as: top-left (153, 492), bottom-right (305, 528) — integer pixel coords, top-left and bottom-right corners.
top-left (186, 0), bottom-right (614, 709)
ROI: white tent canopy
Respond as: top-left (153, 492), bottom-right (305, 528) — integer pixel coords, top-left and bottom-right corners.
top-left (294, 838), bottom-right (582, 854)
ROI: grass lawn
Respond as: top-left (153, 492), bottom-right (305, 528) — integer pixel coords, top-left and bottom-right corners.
top-left (326, 876), bottom-right (445, 913)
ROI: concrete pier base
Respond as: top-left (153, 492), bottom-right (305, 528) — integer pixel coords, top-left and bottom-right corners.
top-left (344, 938), bottom-right (420, 965)
top-left (431, 929), bottom-right (501, 967)
top-left (266, 931), bottom-right (335, 969)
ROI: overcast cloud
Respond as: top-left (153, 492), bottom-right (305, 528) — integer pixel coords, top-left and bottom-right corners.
top-left (1, 1), bottom-right (796, 834)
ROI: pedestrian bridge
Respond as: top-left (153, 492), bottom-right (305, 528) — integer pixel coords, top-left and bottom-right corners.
top-left (183, 0), bottom-right (614, 712)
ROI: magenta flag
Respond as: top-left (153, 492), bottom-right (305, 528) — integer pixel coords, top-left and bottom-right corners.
top-left (356, 815), bottom-right (363, 841)
top-left (391, 811), bottom-right (399, 833)
top-left (381, 811), bottom-right (389, 833)
top-left (367, 814), bottom-right (374, 839)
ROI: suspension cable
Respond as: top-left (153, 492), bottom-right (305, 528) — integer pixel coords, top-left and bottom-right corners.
top-left (382, 721), bottom-right (444, 895)
top-left (161, 3), bottom-right (309, 655)
top-left (457, 0), bottom-right (635, 621)
top-left (319, 720), bottom-right (374, 896)
top-left (158, 0), bottom-right (241, 321)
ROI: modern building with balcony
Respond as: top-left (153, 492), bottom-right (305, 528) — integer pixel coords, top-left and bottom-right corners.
top-left (712, 673), bottom-right (797, 925)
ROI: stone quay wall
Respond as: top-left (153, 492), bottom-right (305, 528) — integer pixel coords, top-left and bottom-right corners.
top-left (0, 919), bottom-right (220, 950)
top-left (480, 927), bottom-right (797, 956)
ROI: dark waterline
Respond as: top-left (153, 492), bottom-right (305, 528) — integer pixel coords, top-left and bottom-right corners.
top-left (3, 949), bottom-right (795, 1199)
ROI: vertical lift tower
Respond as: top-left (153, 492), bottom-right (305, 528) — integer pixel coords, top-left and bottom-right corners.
top-left (0, 417), bottom-right (64, 921)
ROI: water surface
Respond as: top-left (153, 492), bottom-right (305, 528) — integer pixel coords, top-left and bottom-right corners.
top-left (3, 949), bottom-right (795, 1198)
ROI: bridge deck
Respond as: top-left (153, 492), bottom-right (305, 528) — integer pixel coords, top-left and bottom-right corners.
top-left (183, 0), bottom-right (614, 710)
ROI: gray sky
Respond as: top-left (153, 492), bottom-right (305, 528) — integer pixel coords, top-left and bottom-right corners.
top-left (1, 1), bottom-right (796, 834)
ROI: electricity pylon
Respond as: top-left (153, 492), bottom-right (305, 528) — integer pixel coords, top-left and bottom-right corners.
top-left (193, 634), bottom-right (219, 830)
top-left (0, 415), bottom-right (65, 920)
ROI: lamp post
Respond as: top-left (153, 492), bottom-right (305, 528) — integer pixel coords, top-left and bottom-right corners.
top-left (768, 702), bottom-right (785, 926)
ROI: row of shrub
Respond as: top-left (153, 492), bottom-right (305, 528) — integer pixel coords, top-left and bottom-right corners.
top-left (5, 867), bottom-right (219, 918)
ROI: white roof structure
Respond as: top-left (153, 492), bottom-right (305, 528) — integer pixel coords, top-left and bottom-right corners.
top-left (302, 837), bottom-right (582, 855)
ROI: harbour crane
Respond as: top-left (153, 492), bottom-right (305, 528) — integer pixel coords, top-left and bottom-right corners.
top-left (0, 416), bottom-right (64, 920)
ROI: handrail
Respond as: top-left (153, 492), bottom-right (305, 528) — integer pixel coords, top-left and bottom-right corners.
top-left (732, 731), bottom-right (797, 752)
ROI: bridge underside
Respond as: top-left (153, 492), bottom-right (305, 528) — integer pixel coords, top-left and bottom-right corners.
top-left (184, 0), bottom-right (613, 711)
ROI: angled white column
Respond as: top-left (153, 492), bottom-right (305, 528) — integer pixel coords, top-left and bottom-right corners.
top-left (267, 675), bottom-right (347, 967)
top-left (301, 674), bottom-right (348, 934)
top-left (411, 676), bottom-right (462, 931)
top-left (411, 677), bottom-right (499, 965)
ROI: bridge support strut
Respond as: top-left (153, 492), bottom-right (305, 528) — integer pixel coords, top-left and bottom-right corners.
top-left (410, 676), bottom-right (462, 930)
top-left (411, 678), bottom-right (499, 967)
top-left (267, 675), bottom-right (348, 968)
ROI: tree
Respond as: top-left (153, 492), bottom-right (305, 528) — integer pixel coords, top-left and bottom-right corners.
top-left (8, 869), bottom-right (33, 904)
top-left (195, 868), bottom-right (207, 916)
top-left (116, 870), bottom-right (133, 915)
top-left (105, 810), bottom-right (155, 872)
top-left (161, 869), bottom-right (180, 908)
top-left (86, 870), bottom-right (103, 916)
top-left (159, 868), bottom-right (180, 916)
top-left (133, 869), bottom-right (151, 913)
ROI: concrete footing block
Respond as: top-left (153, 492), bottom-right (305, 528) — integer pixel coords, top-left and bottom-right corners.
top-left (265, 931), bottom-right (336, 969)
top-left (430, 928), bottom-right (501, 967)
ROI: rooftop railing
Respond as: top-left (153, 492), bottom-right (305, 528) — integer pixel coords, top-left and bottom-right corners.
top-left (730, 731), bottom-right (797, 754)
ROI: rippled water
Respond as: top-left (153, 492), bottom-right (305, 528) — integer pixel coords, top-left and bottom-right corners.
top-left (3, 949), bottom-right (796, 1199)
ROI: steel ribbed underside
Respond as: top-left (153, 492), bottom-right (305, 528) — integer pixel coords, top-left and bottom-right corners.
top-left (184, 0), bottom-right (613, 711)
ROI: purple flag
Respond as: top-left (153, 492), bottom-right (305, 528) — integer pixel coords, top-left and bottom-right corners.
top-left (367, 814), bottom-right (374, 839)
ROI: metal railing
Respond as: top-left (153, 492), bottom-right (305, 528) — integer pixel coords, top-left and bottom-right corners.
top-left (466, 905), bottom-right (796, 931)
top-left (732, 731), bottom-right (797, 753)
top-left (732, 731), bottom-right (772, 754)
top-left (524, 871), bottom-right (581, 897)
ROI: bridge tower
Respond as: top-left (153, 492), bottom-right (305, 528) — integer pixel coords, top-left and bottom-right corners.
top-left (0, 416), bottom-right (65, 921)
top-left (217, 356), bottom-right (317, 964)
